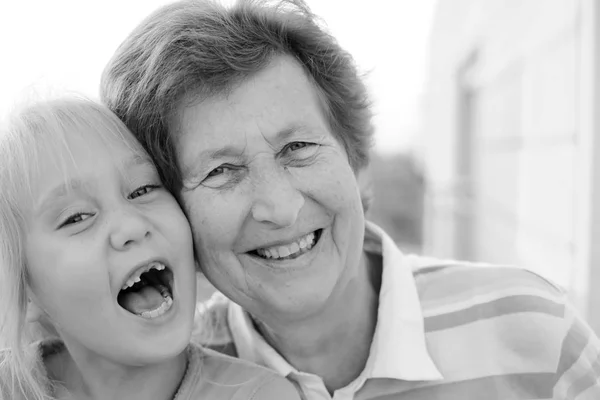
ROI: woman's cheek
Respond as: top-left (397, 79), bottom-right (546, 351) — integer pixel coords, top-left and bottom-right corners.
top-left (194, 197), bottom-right (241, 246)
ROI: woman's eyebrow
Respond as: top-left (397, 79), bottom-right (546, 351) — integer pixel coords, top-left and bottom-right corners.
top-left (183, 145), bottom-right (245, 177)
top-left (275, 123), bottom-right (312, 142)
top-left (183, 124), bottom-right (314, 176)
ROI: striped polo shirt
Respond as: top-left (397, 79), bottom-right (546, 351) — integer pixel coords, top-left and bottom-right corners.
top-left (194, 222), bottom-right (600, 399)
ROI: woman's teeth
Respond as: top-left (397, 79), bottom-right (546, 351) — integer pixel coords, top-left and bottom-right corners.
top-left (256, 231), bottom-right (316, 260)
top-left (139, 294), bottom-right (173, 319)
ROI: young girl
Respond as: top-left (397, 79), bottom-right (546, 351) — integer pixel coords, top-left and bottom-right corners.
top-left (0, 97), bottom-right (300, 400)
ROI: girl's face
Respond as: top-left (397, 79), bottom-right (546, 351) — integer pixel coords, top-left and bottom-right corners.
top-left (24, 122), bottom-right (196, 366)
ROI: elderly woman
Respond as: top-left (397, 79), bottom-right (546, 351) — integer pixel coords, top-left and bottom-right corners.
top-left (101, 1), bottom-right (600, 398)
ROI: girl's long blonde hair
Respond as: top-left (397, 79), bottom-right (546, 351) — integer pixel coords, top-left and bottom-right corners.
top-left (0, 96), bottom-right (142, 400)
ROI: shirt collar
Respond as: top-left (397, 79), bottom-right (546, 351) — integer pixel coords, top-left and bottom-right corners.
top-left (228, 303), bottom-right (297, 376)
top-left (228, 221), bottom-right (443, 382)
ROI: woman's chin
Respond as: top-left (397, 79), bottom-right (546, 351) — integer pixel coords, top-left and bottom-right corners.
top-left (252, 283), bottom-right (336, 323)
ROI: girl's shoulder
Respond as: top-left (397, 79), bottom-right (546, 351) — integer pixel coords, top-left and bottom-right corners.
top-left (176, 343), bottom-right (301, 399)
top-left (0, 338), bottom-right (59, 370)
top-left (0, 339), bottom-right (56, 400)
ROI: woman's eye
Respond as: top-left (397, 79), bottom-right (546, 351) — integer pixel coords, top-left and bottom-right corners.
top-left (201, 164), bottom-right (244, 189)
top-left (286, 142), bottom-right (311, 153)
top-left (207, 166), bottom-right (229, 177)
top-left (281, 141), bottom-right (319, 162)
top-left (129, 184), bottom-right (160, 199)
top-left (59, 212), bottom-right (93, 228)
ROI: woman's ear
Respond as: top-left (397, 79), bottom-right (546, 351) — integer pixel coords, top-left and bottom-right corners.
top-left (357, 166), bottom-right (374, 214)
top-left (25, 290), bottom-right (44, 323)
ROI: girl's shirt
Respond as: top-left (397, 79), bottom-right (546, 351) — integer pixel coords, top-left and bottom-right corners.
top-left (3, 339), bottom-right (299, 400)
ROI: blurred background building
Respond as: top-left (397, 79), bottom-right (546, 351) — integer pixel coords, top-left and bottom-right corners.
top-left (4, 0), bottom-right (600, 333)
top-left (420, 0), bottom-right (600, 332)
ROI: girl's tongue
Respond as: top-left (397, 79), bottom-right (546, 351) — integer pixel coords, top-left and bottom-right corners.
top-left (121, 285), bottom-right (167, 314)
top-left (118, 271), bottom-right (172, 315)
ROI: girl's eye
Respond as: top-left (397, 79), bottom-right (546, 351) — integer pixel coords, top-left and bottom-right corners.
top-left (129, 184), bottom-right (160, 200)
top-left (59, 212), bottom-right (93, 229)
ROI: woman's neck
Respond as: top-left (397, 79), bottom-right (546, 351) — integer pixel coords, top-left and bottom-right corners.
top-left (257, 251), bottom-right (382, 394)
top-left (45, 340), bottom-right (188, 400)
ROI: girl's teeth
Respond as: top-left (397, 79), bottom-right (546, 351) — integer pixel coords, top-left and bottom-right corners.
top-left (139, 295), bottom-right (173, 319)
top-left (122, 275), bottom-right (142, 291)
top-left (122, 263), bottom-right (165, 290)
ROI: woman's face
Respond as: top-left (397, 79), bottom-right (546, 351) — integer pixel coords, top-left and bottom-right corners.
top-left (25, 122), bottom-right (196, 366)
top-left (175, 56), bottom-right (366, 322)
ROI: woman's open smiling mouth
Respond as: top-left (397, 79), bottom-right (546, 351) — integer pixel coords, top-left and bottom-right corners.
top-left (249, 229), bottom-right (323, 261)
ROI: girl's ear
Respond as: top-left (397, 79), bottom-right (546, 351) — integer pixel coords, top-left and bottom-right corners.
top-left (25, 290), bottom-right (44, 323)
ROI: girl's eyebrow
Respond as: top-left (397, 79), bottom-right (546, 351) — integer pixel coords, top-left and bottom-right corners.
top-left (35, 179), bottom-right (88, 214)
top-left (36, 154), bottom-right (149, 213)
top-left (125, 152), bottom-right (154, 169)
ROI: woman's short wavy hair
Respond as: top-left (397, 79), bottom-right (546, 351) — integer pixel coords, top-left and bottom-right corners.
top-left (100, 0), bottom-right (374, 193)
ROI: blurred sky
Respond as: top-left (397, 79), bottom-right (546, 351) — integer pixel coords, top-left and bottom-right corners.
top-left (0, 0), bottom-right (436, 154)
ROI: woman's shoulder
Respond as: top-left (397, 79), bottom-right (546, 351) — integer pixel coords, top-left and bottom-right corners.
top-left (414, 262), bottom-right (566, 307)
top-left (192, 292), bottom-right (234, 346)
top-left (178, 343), bottom-right (300, 399)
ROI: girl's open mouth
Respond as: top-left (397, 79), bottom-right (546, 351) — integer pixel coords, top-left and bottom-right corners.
top-left (117, 261), bottom-right (174, 319)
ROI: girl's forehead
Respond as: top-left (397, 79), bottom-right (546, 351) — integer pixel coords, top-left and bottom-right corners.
top-left (27, 123), bottom-right (148, 201)
top-left (47, 120), bottom-right (144, 162)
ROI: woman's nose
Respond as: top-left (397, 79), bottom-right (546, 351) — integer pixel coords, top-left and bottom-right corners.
top-left (250, 167), bottom-right (304, 227)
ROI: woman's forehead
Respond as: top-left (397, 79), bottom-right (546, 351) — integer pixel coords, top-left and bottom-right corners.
top-left (174, 57), bottom-right (331, 157)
